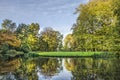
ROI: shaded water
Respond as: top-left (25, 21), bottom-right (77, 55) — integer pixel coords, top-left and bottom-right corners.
top-left (0, 57), bottom-right (120, 80)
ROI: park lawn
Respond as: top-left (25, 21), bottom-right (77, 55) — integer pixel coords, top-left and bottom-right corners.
top-left (33, 52), bottom-right (103, 57)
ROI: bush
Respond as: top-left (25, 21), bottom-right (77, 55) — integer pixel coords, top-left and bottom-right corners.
top-left (17, 51), bottom-right (24, 55)
top-left (24, 52), bottom-right (39, 58)
top-left (0, 44), bottom-right (9, 54)
top-left (21, 44), bottom-right (30, 53)
top-left (2, 50), bottom-right (24, 60)
top-left (5, 50), bottom-right (18, 58)
top-left (0, 50), bottom-right (2, 54)
top-left (6, 50), bottom-right (17, 54)
top-left (0, 54), bottom-right (3, 58)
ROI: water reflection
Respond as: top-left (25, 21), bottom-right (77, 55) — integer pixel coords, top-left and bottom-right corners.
top-left (37, 58), bottom-right (72, 80)
top-left (36, 58), bottom-right (62, 79)
top-left (0, 57), bottom-right (120, 80)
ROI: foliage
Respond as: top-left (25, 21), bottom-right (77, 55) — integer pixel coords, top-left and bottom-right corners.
top-left (39, 27), bottom-right (63, 51)
top-left (1, 0), bottom-right (120, 58)
top-left (64, 34), bottom-right (75, 51)
top-left (0, 19), bottom-right (63, 59)
top-left (38, 58), bottom-right (61, 77)
top-left (0, 30), bottom-right (21, 54)
top-left (0, 43), bottom-right (9, 54)
top-left (16, 23), bottom-right (40, 51)
top-left (6, 50), bottom-right (18, 54)
top-left (112, 0), bottom-right (120, 52)
top-left (0, 58), bottom-right (21, 73)
top-left (0, 31), bottom-right (21, 48)
top-left (2, 19), bottom-right (16, 32)
top-left (71, 0), bottom-right (120, 52)
top-left (20, 44), bottom-right (30, 53)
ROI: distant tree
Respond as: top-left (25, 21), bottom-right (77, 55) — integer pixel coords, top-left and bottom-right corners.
top-left (28, 23), bottom-right (40, 36)
top-left (27, 23), bottom-right (40, 50)
top-left (64, 34), bottom-right (75, 51)
top-left (2, 19), bottom-right (16, 32)
top-left (39, 27), bottom-right (63, 51)
top-left (16, 23), bottom-right (40, 51)
top-left (38, 58), bottom-right (61, 77)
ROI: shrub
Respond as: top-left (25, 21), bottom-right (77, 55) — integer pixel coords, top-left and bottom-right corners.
top-left (0, 54), bottom-right (3, 58)
top-left (6, 50), bottom-right (17, 54)
top-left (21, 44), bottom-right (30, 53)
top-left (5, 50), bottom-right (18, 58)
top-left (0, 44), bottom-right (9, 54)
top-left (17, 51), bottom-right (24, 54)
top-left (0, 50), bottom-right (2, 54)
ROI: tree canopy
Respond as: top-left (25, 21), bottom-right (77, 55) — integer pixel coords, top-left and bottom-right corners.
top-left (70, 0), bottom-right (120, 52)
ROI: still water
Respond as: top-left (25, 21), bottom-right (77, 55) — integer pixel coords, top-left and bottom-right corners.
top-left (0, 57), bottom-right (120, 80)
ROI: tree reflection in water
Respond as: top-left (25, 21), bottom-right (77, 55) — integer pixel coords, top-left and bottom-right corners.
top-left (0, 57), bottom-right (119, 80)
top-left (64, 58), bottom-right (120, 80)
top-left (0, 58), bottom-right (38, 80)
top-left (36, 58), bottom-right (62, 79)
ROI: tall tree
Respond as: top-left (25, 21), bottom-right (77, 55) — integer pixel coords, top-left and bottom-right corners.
top-left (112, 0), bottom-right (120, 53)
top-left (72, 0), bottom-right (115, 51)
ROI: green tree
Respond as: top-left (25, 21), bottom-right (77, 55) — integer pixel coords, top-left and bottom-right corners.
top-left (2, 19), bottom-right (16, 32)
top-left (16, 23), bottom-right (40, 51)
top-left (112, 0), bottom-right (120, 54)
top-left (72, 0), bottom-right (115, 51)
top-left (40, 27), bottom-right (63, 51)
top-left (64, 34), bottom-right (75, 51)
top-left (16, 23), bottom-right (30, 52)
top-left (37, 58), bottom-right (61, 77)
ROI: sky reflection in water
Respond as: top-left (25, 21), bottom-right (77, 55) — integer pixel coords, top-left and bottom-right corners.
top-left (38, 58), bottom-right (72, 80)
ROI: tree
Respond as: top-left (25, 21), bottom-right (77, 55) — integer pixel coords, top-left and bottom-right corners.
top-left (16, 23), bottom-right (40, 51)
top-left (16, 23), bottom-right (30, 52)
top-left (64, 34), bottom-right (75, 51)
top-left (72, 0), bottom-right (115, 51)
top-left (28, 23), bottom-right (40, 36)
top-left (112, 0), bottom-right (120, 53)
top-left (0, 30), bottom-right (21, 53)
top-left (2, 19), bottom-right (16, 32)
top-left (0, 30), bottom-right (21, 48)
top-left (39, 27), bottom-right (63, 51)
top-left (27, 23), bottom-right (40, 50)
top-left (37, 58), bottom-right (61, 77)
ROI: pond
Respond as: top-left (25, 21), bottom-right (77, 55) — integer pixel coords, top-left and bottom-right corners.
top-left (0, 57), bottom-right (120, 80)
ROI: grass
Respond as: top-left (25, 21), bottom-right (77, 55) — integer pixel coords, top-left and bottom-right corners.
top-left (29, 52), bottom-right (106, 57)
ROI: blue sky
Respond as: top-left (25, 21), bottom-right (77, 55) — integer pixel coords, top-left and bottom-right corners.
top-left (0, 0), bottom-right (88, 37)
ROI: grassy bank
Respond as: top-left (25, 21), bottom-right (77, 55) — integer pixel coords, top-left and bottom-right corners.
top-left (28, 52), bottom-right (115, 58)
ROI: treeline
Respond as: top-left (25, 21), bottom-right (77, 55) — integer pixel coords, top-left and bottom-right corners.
top-left (64, 0), bottom-right (120, 53)
top-left (0, 19), bottom-right (63, 56)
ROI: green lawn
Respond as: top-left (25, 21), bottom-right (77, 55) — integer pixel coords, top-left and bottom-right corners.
top-left (31, 52), bottom-right (104, 57)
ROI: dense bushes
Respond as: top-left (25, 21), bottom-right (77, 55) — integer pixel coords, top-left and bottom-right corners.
top-left (20, 44), bottom-right (30, 53)
top-left (2, 50), bottom-right (24, 60)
